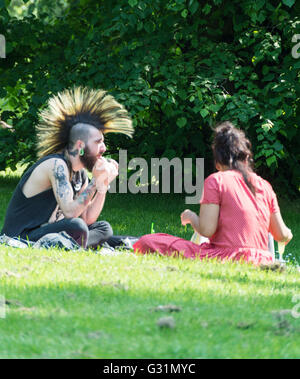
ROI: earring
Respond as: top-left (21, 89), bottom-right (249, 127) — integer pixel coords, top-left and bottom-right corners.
top-left (79, 147), bottom-right (84, 156)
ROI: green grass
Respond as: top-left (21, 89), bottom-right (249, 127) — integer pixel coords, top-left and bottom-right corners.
top-left (0, 167), bottom-right (299, 358)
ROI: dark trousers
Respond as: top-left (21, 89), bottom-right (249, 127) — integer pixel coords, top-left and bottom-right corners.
top-left (23, 218), bottom-right (113, 249)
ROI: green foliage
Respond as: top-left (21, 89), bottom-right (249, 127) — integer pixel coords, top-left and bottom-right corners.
top-left (0, 0), bottom-right (299, 195)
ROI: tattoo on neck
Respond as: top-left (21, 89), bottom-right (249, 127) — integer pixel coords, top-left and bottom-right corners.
top-left (68, 148), bottom-right (79, 158)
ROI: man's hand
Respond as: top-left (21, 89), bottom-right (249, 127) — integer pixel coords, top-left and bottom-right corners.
top-left (106, 158), bottom-right (119, 183)
top-left (48, 204), bottom-right (65, 224)
top-left (92, 158), bottom-right (119, 193)
top-left (81, 158), bottom-right (118, 224)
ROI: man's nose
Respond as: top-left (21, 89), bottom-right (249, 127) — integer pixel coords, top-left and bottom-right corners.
top-left (100, 143), bottom-right (106, 154)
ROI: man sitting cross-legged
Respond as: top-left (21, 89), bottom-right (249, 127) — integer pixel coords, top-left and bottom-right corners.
top-left (1, 87), bottom-right (134, 249)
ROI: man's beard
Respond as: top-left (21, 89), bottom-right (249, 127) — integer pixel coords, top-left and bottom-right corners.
top-left (79, 147), bottom-right (98, 172)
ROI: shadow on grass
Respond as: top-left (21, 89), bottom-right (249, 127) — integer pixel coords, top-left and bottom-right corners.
top-left (1, 279), bottom-right (299, 359)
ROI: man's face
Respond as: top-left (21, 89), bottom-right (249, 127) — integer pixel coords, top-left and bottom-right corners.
top-left (79, 128), bottom-right (106, 172)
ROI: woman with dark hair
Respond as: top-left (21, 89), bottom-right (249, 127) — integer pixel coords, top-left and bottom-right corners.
top-left (134, 122), bottom-right (292, 265)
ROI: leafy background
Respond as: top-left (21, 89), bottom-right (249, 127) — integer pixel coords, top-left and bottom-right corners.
top-left (0, 0), bottom-right (299, 196)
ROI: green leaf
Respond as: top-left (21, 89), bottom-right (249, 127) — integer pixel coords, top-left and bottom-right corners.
top-left (144, 21), bottom-right (154, 33)
top-left (176, 117), bottom-right (187, 128)
top-left (209, 104), bottom-right (220, 112)
top-left (269, 97), bottom-right (281, 106)
top-left (264, 149), bottom-right (274, 157)
top-left (273, 141), bottom-right (283, 151)
top-left (262, 65), bottom-right (269, 75)
top-left (263, 74), bottom-right (275, 81)
top-left (226, 103), bottom-right (235, 110)
top-left (197, 89), bottom-right (203, 101)
top-left (202, 4), bottom-right (212, 15)
top-left (167, 85), bottom-right (175, 94)
top-left (128, 0), bottom-right (138, 7)
top-left (282, 0), bottom-right (295, 7)
top-left (0, 87), bottom-right (7, 98)
top-left (239, 113), bottom-right (249, 123)
top-left (257, 11), bottom-right (266, 23)
top-left (294, 61), bottom-right (300, 69)
top-left (181, 9), bottom-right (188, 18)
top-left (266, 155), bottom-right (277, 167)
top-left (200, 109), bottom-right (209, 118)
top-left (190, 1), bottom-right (199, 14)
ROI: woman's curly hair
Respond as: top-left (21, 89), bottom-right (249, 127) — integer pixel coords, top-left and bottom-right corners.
top-left (212, 121), bottom-right (256, 195)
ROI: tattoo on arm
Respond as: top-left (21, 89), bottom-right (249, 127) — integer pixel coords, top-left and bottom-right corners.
top-left (53, 160), bottom-right (72, 199)
top-left (77, 178), bottom-right (96, 205)
top-left (53, 160), bottom-right (96, 211)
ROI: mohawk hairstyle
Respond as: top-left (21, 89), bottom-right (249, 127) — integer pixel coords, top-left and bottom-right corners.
top-left (36, 87), bottom-right (134, 158)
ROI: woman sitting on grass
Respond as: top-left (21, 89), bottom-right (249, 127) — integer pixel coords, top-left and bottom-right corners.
top-left (134, 121), bottom-right (293, 265)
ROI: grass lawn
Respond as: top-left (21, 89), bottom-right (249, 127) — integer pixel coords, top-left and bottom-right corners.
top-left (0, 167), bottom-right (299, 359)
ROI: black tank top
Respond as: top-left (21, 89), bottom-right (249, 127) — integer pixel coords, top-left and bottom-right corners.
top-left (1, 153), bottom-right (87, 238)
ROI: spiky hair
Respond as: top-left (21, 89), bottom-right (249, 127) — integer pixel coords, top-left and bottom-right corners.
top-left (36, 87), bottom-right (134, 158)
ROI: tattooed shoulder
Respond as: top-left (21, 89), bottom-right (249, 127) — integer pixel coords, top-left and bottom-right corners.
top-left (53, 159), bottom-right (72, 199)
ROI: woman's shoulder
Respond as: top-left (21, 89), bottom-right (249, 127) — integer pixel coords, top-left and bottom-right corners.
top-left (205, 171), bottom-right (222, 185)
top-left (205, 170), bottom-right (274, 192)
top-left (248, 172), bottom-right (274, 191)
top-left (205, 170), bottom-right (239, 183)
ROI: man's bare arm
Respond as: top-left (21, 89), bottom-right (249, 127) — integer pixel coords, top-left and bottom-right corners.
top-left (76, 177), bottom-right (107, 225)
top-left (77, 158), bottom-right (118, 225)
top-left (49, 159), bottom-right (97, 218)
top-left (80, 190), bottom-right (108, 226)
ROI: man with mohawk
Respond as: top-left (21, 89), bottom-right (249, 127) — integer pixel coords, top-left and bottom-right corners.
top-left (1, 87), bottom-right (134, 249)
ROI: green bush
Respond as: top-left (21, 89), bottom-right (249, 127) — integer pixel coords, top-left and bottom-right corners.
top-left (0, 0), bottom-right (299, 196)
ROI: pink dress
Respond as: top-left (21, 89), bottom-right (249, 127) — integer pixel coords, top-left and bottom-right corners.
top-left (133, 170), bottom-right (279, 265)
top-left (196, 170), bottom-right (278, 265)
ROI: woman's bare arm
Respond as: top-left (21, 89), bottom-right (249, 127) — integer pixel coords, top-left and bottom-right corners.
top-left (181, 204), bottom-right (220, 238)
top-left (269, 212), bottom-right (293, 244)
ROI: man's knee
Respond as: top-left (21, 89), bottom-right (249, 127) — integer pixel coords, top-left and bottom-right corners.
top-left (68, 218), bottom-right (89, 233)
top-left (102, 221), bottom-right (113, 239)
top-left (91, 221), bottom-right (113, 240)
top-left (66, 218), bottom-right (89, 246)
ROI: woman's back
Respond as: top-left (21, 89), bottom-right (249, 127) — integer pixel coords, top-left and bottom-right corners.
top-left (134, 121), bottom-right (292, 266)
top-left (201, 170), bottom-right (279, 251)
